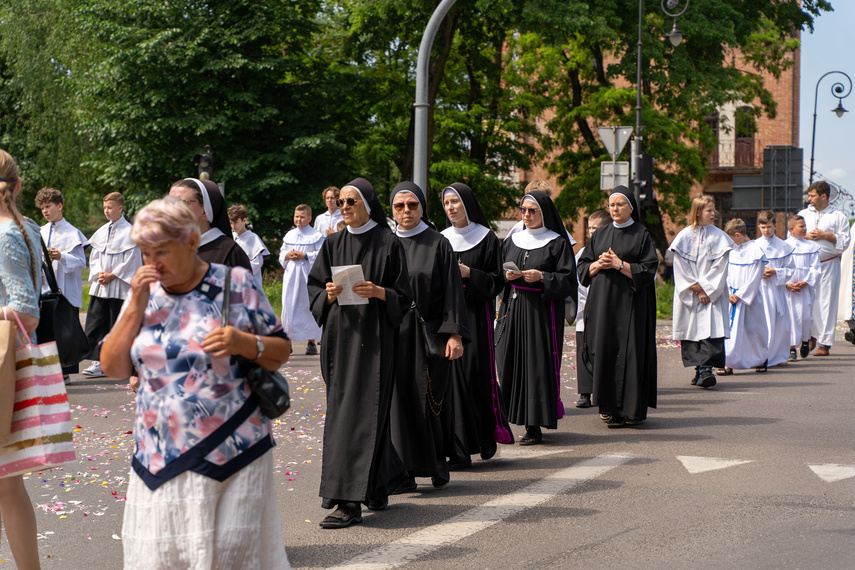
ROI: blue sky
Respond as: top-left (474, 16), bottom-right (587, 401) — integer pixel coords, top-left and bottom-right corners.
top-left (799, 1), bottom-right (854, 203)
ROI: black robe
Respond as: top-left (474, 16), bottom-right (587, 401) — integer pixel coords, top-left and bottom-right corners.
top-left (390, 228), bottom-right (470, 477)
top-left (442, 231), bottom-right (512, 461)
top-left (198, 234), bottom-right (252, 271)
top-left (577, 222), bottom-right (658, 421)
top-left (496, 235), bottom-right (576, 429)
top-left (307, 224), bottom-right (412, 502)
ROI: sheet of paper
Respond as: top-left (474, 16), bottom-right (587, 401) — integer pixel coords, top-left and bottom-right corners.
top-left (502, 261), bottom-right (521, 274)
top-left (331, 265), bottom-right (369, 306)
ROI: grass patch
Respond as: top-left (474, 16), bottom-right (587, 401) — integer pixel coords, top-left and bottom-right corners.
top-left (262, 271), bottom-right (282, 317)
top-left (655, 279), bottom-right (674, 320)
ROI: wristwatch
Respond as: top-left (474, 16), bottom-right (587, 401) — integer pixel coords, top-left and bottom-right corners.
top-left (254, 335), bottom-right (265, 360)
top-left (619, 261), bottom-right (625, 271)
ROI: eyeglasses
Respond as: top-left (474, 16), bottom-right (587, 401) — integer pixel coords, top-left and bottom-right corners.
top-left (393, 201), bottom-right (421, 212)
top-left (336, 197), bottom-right (359, 207)
top-left (519, 206), bottom-right (539, 216)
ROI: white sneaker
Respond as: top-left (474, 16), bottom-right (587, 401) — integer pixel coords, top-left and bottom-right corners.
top-left (82, 362), bottom-right (105, 378)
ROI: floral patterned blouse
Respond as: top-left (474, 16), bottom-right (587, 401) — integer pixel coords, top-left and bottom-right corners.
top-left (121, 263), bottom-right (287, 490)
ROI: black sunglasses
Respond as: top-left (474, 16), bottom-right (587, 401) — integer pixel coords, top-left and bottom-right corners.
top-left (519, 206), bottom-right (539, 216)
top-left (336, 197), bottom-right (359, 207)
top-left (393, 201), bottom-right (421, 212)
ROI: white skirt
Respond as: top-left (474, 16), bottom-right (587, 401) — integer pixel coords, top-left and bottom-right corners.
top-left (122, 451), bottom-right (290, 570)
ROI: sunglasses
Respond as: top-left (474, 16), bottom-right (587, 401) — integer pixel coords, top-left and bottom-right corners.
top-left (335, 197), bottom-right (359, 207)
top-left (519, 206), bottom-right (540, 216)
top-left (393, 201), bottom-right (421, 212)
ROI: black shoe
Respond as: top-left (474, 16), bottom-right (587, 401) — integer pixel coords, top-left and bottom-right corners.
top-left (480, 439), bottom-right (497, 461)
top-left (520, 427), bottom-right (542, 446)
top-left (305, 341), bottom-right (318, 355)
top-left (319, 503), bottom-right (362, 529)
top-left (448, 457), bottom-right (472, 471)
top-left (800, 341), bottom-right (810, 358)
top-left (431, 467), bottom-right (450, 488)
top-left (367, 496), bottom-right (388, 511)
top-left (321, 497), bottom-right (335, 510)
top-left (691, 369), bottom-right (699, 385)
top-left (846, 331), bottom-right (855, 345)
top-left (697, 370), bottom-right (716, 388)
top-left (63, 374), bottom-right (72, 386)
top-left (789, 348), bottom-right (797, 362)
top-left (575, 394), bottom-right (591, 408)
top-left (391, 477), bottom-right (418, 495)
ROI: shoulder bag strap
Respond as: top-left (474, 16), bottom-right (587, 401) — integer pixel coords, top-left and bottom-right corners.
top-left (221, 266), bottom-right (232, 327)
top-left (39, 236), bottom-right (61, 294)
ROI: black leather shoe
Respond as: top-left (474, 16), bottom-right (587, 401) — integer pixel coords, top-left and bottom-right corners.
top-left (800, 341), bottom-right (810, 358)
top-left (448, 457), bottom-right (472, 471)
top-left (319, 503), bottom-right (362, 529)
top-left (575, 394), bottom-right (591, 408)
top-left (367, 496), bottom-right (388, 511)
top-left (321, 497), bottom-right (335, 510)
top-left (480, 439), bottom-right (497, 461)
top-left (391, 477), bottom-right (418, 495)
top-left (431, 467), bottom-right (450, 488)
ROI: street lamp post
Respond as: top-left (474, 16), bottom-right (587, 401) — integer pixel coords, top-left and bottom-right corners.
top-left (631, 0), bottom-right (689, 209)
top-left (809, 70), bottom-right (851, 184)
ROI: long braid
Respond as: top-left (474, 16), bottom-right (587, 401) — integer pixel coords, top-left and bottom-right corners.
top-left (0, 188), bottom-right (38, 290)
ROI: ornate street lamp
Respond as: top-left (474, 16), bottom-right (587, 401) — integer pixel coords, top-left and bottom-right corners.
top-left (631, 0), bottom-right (690, 210)
top-left (809, 71), bottom-right (852, 184)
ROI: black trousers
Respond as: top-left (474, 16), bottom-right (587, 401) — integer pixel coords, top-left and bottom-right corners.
top-left (83, 296), bottom-right (125, 361)
top-left (576, 331), bottom-right (593, 394)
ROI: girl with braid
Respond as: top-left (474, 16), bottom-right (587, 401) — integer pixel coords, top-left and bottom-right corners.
top-left (0, 148), bottom-right (44, 569)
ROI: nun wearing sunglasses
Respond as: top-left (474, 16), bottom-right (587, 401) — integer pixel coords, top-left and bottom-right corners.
top-left (388, 182), bottom-right (470, 492)
top-left (495, 191), bottom-right (577, 446)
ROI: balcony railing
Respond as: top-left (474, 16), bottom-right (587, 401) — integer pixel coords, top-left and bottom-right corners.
top-left (707, 137), bottom-right (762, 169)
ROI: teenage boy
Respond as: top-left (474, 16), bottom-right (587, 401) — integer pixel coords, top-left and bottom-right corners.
top-left (719, 219), bottom-right (768, 374)
top-left (82, 192), bottom-right (142, 378)
top-left (36, 187), bottom-right (89, 383)
top-left (313, 186), bottom-right (342, 236)
top-left (755, 211), bottom-right (794, 369)
top-left (228, 204), bottom-right (270, 286)
top-left (785, 215), bottom-right (821, 360)
top-left (280, 205), bottom-right (324, 355)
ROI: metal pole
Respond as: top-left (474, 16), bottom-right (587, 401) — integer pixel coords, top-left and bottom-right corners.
top-left (414, 0), bottom-right (457, 206)
top-left (809, 71), bottom-right (853, 184)
top-left (632, 0), bottom-right (644, 207)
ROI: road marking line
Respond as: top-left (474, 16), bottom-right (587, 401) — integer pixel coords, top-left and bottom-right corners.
top-left (329, 454), bottom-right (631, 570)
top-left (677, 455), bottom-right (753, 474)
top-left (809, 463), bottom-right (855, 482)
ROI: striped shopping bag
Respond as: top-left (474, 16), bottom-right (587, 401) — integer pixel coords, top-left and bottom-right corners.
top-left (0, 311), bottom-right (76, 478)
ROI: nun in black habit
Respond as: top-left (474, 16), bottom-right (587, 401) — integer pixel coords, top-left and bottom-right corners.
top-left (388, 182), bottom-right (470, 490)
top-left (495, 191), bottom-right (577, 445)
top-left (168, 178), bottom-right (252, 269)
top-left (440, 183), bottom-right (513, 467)
top-left (307, 178), bottom-right (413, 528)
top-left (576, 188), bottom-right (658, 428)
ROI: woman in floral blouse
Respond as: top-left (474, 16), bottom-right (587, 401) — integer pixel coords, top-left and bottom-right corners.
top-left (101, 197), bottom-right (291, 570)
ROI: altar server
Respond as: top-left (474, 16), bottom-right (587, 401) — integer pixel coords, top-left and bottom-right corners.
top-left (784, 215), bottom-right (821, 360)
top-left (755, 211), bottom-right (794, 368)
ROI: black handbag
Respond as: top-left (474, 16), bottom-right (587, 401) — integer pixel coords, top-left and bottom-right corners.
top-left (411, 301), bottom-right (446, 359)
top-left (36, 238), bottom-right (90, 368)
top-left (222, 267), bottom-right (290, 419)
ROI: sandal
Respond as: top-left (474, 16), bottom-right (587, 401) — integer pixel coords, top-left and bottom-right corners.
top-left (755, 360), bottom-right (768, 373)
top-left (519, 427), bottom-right (542, 446)
top-left (715, 367), bottom-right (733, 376)
top-left (319, 504), bottom-right (363, 529)
top-left (599, 413), bottom-right (611, 422)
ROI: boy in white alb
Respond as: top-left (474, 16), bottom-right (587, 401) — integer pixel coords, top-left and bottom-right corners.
top-left (228, 204), bottom-right (270, 286)
top-left (785, 214), bottom-right (821, 360)
top-left (720, 219), bottom-right (768, 374)
top-left (36, 187), bottom-right (89, 383)
top-left (280, 204), bottom-right (324, 355)
top-left (82, 192), bottom-right (142, 378)
top-left (754, 211), bottom-right (794, 369)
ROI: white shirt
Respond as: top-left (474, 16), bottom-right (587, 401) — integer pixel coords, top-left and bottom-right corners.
top-left (41, 218), bottom-right (89, 308)
top-left (314, 209), bottom-right (343, 236)
top-left (797, 204), bottom-right (851, 261)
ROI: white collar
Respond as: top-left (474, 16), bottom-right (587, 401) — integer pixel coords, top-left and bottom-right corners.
top-left (199, 227), bottom-right (225, 247)
top-left (346, 219), bottom-right (378, 235)
top-left (396, 220), bottom-right (429, 238)
top-left (612, 218), bottom-right (634, 229)
top-left (441, 222), bottom-right (490, 252)
top-left (755, 235), bottom-right (794, 259)
top-left (510, 225), bottom-right (560, 250)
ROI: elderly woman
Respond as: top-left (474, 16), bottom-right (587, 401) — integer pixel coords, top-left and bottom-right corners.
top-left (306, 178), bottom-right (413, 528)
top-left (389, 181), bottom-right (469, 491)
top-left (169, 178), bottom-right (252, 270)
top-left (100, 198), bottom-right (291, 569)
top-left (440, 183), bottom-right (511, 466)
top-left (495, 191), bottom-right (576, 445)
top-left (577, 188), bottom-right (658, 428)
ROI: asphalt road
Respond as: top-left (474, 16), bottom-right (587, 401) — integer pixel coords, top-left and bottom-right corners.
top-left (2, 323), bottom-right (854, 569)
